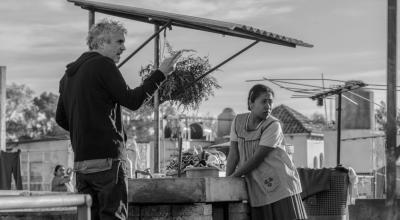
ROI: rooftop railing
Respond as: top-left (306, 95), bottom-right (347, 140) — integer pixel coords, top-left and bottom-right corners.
top-left (0, 193), bottom-right (92, 220)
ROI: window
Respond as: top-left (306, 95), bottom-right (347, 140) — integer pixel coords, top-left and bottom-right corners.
top-left (313, 156), bottom-right (318, 168)
top-left (319, 153), bottom-right (324, 168)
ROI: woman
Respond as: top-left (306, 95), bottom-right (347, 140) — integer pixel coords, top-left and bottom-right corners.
top-left (226, 84), bottom-right (307, 220)
top-left (51, 165), bottom-right (74, 192)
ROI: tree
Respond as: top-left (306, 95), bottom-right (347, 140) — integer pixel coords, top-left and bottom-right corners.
top-left (6, 83), bottom-right (66, 141)
top-left (6, 83), bottom-right (37, 141)
top-left (33, 92), bottom-right (58, 119)
top-left (310, 112), bottom-right (327, 125)
top-left (33, 92), bottom-right (66, 137)
top-left (375, 100), bottom-right (400, 131)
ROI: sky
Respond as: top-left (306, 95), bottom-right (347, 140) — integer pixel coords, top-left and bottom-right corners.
top-left (0, 0), bottom-right (396, 120)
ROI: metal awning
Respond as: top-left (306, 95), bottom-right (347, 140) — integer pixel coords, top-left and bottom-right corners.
top-left (68, 0), bottom-right (313, 48)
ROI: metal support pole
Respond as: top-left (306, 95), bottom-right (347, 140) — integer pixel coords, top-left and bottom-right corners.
top-left (183, 41), bottom-right (259, 91)
top-left (0, 194), bottom-right (91, 208)
top-left (185, 118), bottom-right (189, 140)
top-left (177, 133), bottom-right (183, 177)
top-left (321, 73), bottom-right (329, 124)
top-left (386, 0), bottom-right (398, 218)
top-left (77, 205), bottom-right (91, 220)
top-left (336, 93), bottom-right (342, 165)
top-left (118, 21), bottom-right (171, 68)
top-left (153, 24), bottom-right (160, 173)
top-left (27, 152), bottom-right (30, 191)
top-left (0, 67), bottom-right (5, 152)
top-left (88, 10), bottom-right (95, 29)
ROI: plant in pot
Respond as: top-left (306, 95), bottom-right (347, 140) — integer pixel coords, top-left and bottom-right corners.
top-left (139, 43), bottom-right (221, 111)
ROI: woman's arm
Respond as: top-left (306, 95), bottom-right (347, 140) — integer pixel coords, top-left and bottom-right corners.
top-left (230, 145), bottom-right (275, 177)
top-left (226, 141), bottom-right (239, 176)
top-left (52, 176), bottom-right (71, 186)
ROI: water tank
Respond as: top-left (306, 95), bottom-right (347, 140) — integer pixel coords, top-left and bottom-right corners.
top-left (339, 87), bottom-right (374, 129)
top-left (217, 108), bottom-right (236, 137)
top-left (190, 122), bottom-right (203, 139)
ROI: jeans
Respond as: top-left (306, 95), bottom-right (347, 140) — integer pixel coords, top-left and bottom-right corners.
top-left (76, 160), bottom-right (128, 220)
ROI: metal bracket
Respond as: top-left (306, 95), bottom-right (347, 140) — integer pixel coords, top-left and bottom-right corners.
top-left (118, 20), bottom-right (173, 68)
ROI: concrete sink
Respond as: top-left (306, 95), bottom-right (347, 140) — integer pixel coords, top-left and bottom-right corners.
top-left (128, 177), bottom-right (248, 204)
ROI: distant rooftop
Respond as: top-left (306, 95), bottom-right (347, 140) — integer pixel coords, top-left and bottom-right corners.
top-left (272, 104), bottom-right (324, 134)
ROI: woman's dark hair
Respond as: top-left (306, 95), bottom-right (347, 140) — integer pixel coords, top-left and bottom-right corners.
top-left (54, 165), bottom-right (63, 176)
top-left (247, 84), bottom-right (275, 111)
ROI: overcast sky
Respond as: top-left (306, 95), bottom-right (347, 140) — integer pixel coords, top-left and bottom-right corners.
top-left (0, 0), bottom-right (396, 119)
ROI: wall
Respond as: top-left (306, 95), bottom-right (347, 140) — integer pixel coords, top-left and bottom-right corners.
top-left (9, 139), bottom-right (72, 191)
top-left (340, 88), bottom-right (374, 129)
top-left (307, 139), bottom-right (325, 168)
top-left (323, 130), bottom-right (387, 173)
top-left (284, 134), bottom-right (307, 168)
top-left (349, 199), bottom-right (400, 220)
top-left (283, 134), bottom-right (324, 168)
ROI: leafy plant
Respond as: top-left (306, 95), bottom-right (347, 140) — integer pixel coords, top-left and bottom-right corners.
top-left (139, 43), bottom-right (221, 110)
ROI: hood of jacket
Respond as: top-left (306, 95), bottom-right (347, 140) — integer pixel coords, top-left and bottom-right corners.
top-left (65, 51), bottom-right (101, 77)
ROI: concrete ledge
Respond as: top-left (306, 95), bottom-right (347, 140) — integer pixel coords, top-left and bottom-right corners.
top-left (350, 199), bottom-right (400, 220)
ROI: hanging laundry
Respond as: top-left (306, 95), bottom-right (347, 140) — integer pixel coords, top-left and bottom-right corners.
top-left (0, 150), bottom-right (23, 190)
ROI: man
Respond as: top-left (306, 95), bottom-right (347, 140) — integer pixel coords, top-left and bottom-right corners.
top-left (56, 19), bottom-right (180, 220)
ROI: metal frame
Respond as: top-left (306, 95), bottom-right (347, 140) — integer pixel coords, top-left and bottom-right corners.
top-left (386, 0), bottom-right (398, 211)
top-left (310, 81), bottom-right (366, 165)
top-left (183, 41), bottom-right (259, 91)
top-left (68, 0), bottom-right (313, 48)
top-left (67, 0), bottom-right (312, 173)
top-left (118, 21), bottom-right (172, 69)
top-left (0, 194), bottom-right (92, 220)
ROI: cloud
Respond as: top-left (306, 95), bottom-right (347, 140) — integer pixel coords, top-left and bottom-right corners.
top-left (324, 69), bottom-right (386, 84)
top-left (332, 8), bottom-right (368, 18)
top-left (42, 0), bottom-right (66, 11)
top-left (97, 0), bottom-right (294, 23)
top-left (222, 6), bottom-right (294, 21)
top-left (0, 0), bottom-right (79, 25)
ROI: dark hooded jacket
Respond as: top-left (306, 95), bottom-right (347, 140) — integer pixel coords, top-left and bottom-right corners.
top-left (56, 52), bottom-right (165, 162)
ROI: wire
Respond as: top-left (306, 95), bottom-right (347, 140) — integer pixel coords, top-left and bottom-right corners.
top-left (342, 94), bottom-right (358, 105)
top-left (247, 78), bottom-right (400, 88)
top-left (347, 91), bottom-right (385, 108)
top-left (264, 78), bottom-right (325, 89)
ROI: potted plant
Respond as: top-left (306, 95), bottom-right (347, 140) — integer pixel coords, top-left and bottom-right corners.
top-left (139, 43), bottom-right (221, 110)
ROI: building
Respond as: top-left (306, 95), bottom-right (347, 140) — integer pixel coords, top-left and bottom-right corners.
top-left (6, 136), bottom-right (152, 190)
top-left (272, 104), bottom-right (325, 168)
top-left (6, 136), bottom-right (72, 191)
top-left (323, 87), bottom-right (386, 173)
top-left (208, 105), bottom-right (326, 168)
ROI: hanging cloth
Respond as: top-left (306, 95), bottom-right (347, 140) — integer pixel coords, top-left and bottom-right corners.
top-left (0, 150), bottom-right (23, 190)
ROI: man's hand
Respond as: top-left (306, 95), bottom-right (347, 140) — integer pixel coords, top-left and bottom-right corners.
top-left (159, 52), bottom-right (182, 77)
